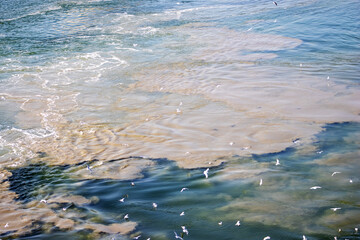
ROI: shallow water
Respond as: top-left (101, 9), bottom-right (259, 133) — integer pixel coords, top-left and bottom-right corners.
top-left (2, 122), bottom-right (360, 240)
top-left (0, 0), bottom-right (359, 239)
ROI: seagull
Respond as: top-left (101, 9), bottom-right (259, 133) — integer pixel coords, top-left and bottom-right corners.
top-left (153, 202), bottom-right (158, 209)
top-left (62, 204), bottom-right (72, 211)
top-left (124, 214), bottom-right (129, 220)
top-left (331, 208), bottom-right (341, 211)
top-left (310, 186), bottom-right (321, 190)
top-left (218, 221), bottom-right (223, 226)
top-left (229, 142), bottom-right (234, 146)
top-left (235, 220), bottom-right (241, 226)
top-left (203, 168), bottom-right (209, 178)
top-left (119, 198), bottom-right (125, 202)
top-left (263, 236), bottom-right (271, 240)
top-left (4, 223), bottom-right (9, 228)
top-left (131, 182), bottom-right (135, 186)
top-left (349, 179), bottom-right (353, 183)
top-left (303, 236), bottom-right (307, 240)
top-left (275, 159), bottom-right (280, 166)
top-left (355, 228), bottom-right (358, 233)
top-left (331, 172), bottom-right (341, 176)
top-left (133, 235), bottom-right (141, 239)
top-left (86, 163), bottom-right (93, 173)
top-left (273, 1), bottom-right (277, 6)
top-left (40, 199), bottom-right (47, 203)
top-left (174, 231), bottom-right (183, 240)
top-left (182, 226), bottom-right (189, 235)
top-left (180, 188), bottom-right (188, 192)
top-left (259, 178), bottom-right (263, 186)
top-left (180, 211), bottom-right (185, 216)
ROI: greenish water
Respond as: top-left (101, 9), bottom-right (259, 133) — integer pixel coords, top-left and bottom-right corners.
top-left (4, 122), bottom-right (360, 240)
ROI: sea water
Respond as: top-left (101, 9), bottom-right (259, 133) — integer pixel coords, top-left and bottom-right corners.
top-left (0, 0), bottom-right (359, 239)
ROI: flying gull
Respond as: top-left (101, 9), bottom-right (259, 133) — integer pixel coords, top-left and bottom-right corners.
top-left (182, 226), bottom-right (189, 235)
top-left (174, 231), bottom-right (183, 240)
top-left (204, 168), bottom-right (209, 178)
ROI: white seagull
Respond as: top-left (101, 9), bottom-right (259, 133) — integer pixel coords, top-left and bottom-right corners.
top-left (153, 202), bottom-right (158, 209)
top-left (259, 178), bottom-right (263, 186)
top-left (40, 199), bottom-right (47, 203)
top-left (275, 159), bottom-right (280, 166)
top-left (182, 226), bottom-right (189, 235)
top-left (235, 220), bottom-right (241, 226)
top-left (303, 236), bottom-right (307, 240)
top-left (180, 211), bottom-right (185, 216)
top-left (331, 208), bottom-right (341, 211)
top-left (218, 221), bottom-right (223, 226)
top-left (180, 188), bottom-right (188, 192)
top-left (62, 204), bottom-right (72, 211)
top-left (124, 214), bottom-right (129, 220)
top-left (331, 172), bottom-right (341, 176)
top-left (310, 186), bottom-right (321, 190)
top-left (133, 235), bottom-right (141, 240)
top-left (263, 236), bottom-right (271, 240)
top-left (119, 198), bottom-right (125, 202)
top-left (174, 231), bottom-right (183, 240)
top-left (204, 168), bottom-right (209, 178)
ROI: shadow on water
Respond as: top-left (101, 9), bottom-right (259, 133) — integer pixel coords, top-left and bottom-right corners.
top-left (4, 122), bottom-right (360, 240)
top-left (7, 164), bottom-right (71, 203)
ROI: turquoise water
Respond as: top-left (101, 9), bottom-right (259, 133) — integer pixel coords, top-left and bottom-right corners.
top-left (1, 0), bottom-right (360, 239)
top-left (6, 122), bottom-right (360, 240)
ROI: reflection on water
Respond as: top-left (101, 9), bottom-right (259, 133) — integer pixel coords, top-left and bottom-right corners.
top-left (0, 0), bottom-right (360, 238)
